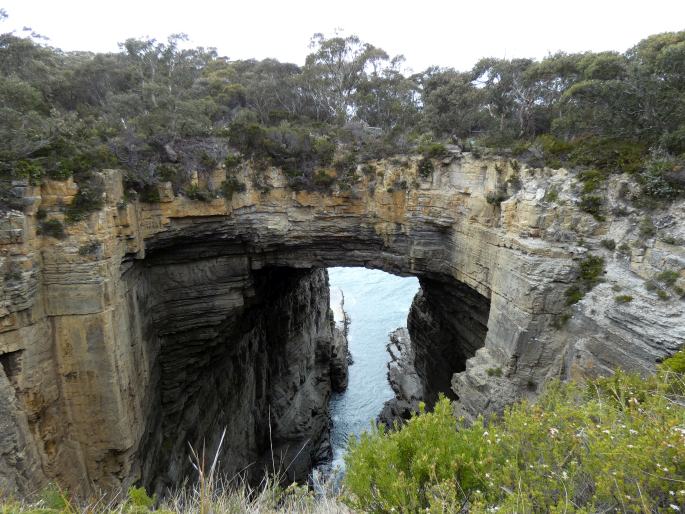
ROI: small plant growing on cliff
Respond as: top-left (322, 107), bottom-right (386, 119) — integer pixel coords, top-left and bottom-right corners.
top-left (543, 186), bottom-right (558, 203)
top-left (579, 194), bottom-right (604, 220)
top-left (565, 255), bottom-right (605, 305)
top-left (486, 367), bottom-right (503, 377)
top-left (614, 294), bottom-right (633, 303)
top-left (221, 176), bottom-right (246, 200)
top-left (600, 238), bottom-right (616, 250)
top-left (37, 219), bottom-right (66, 239)
top-left (656, 270), bottom-right (680, 286)
top-left (417, 157), bottom-right (434, 178)
top-left (486, 190), bottom-right (509, 206)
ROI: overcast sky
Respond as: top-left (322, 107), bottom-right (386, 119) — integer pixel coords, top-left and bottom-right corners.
top-left (2, 0), bottom-right (684, 72)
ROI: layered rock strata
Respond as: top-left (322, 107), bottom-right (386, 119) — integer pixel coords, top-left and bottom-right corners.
top-left (1, 149), bottom-right (684, 494)
top-left (378, 327), bottom-right (423, 427)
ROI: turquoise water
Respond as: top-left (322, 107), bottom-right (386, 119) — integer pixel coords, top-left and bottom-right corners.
top-left (327, 267), bottom-right (419, 470)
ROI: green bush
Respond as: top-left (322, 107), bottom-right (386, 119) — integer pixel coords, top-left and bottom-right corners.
top-left (578, 168), bottom-right (606, 193)
top-left (568, 136), bottom-right (646, 174)
top-left (224, 153), bottom-right (242, 170)
top-left (221, 176), bottom-right (246, 200)
top-left (344, 360), bottom-right (685, 513)
top-left (657, 270), bottom-right (681, 286)
top-left (614, 294), bottom-right (633, 303)
top-left (600, 238), bottom-right (616, 250)
top-left (185, 184), bottom-right (214, 202)
top-left (543, 186), bottom-right (559, 202)
top-left (344, 396), bottom-right (488, 513)
top-left (37, 219), bottom-right (66, 239)
top-left (486, 190), bottom-right (509, 205)
top-left (417, 142), bottom-right (448, 159)
top-left (579, 194), bottom-right (604, 220)
top-left (417, 157), bottom-right (434, 178)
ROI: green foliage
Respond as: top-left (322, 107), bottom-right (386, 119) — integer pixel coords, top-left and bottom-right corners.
top-left (565, 255), bottom-right (605, 306)
top-left (185, 184), bottom-right (214, 202)
top-left (344, 366), bottom-right (685, 513)
top-left (568, 137), bottom-right (647, 174)
top-left (417, 157), bottom-right (434, 178)
top-left (344, 396), bottom-right (488, 512)
top-left (658, 289), bottom-right (670, 300)
top-left (37, 219), bottom-right (66, 239)
top-left (638, 148), bottom-right (684, 200)
top-left (223, 153), bottom-right (242, 170)
top-left (615, 294), bottom-right (633, 303)
top-left (221, 176), bottom-right (246, 200)
top-left (64, 177), bottom-right (105, 223)
top-left (486, 190), bottom-right (509, 205)
top-left (640, 217), bottom-right (656, 238)
top-left (138, 185), bottom-right (161, 204)
top-left (579, 255), bottom-right (605, 284)
top-left (486, 367), bottom-right (503, 377)
top-left (657, 270), bottom-right (681, 286)
top-left (661, 347), bottom-right (685, 373)
top-left (577, 168), bottom-right (606, 193)
top-left (543, 186), bottom-right (559, 202)
top-left (564, 284), bottom-right (585, 305)
top-left (125, 486), bottom-right (155, 512)
top-left (600, 238), bottom-right (616, 250)
top-left (579, 194), bottom-right (604, 220)
top-left (417, 142), bottom-right (448, 159)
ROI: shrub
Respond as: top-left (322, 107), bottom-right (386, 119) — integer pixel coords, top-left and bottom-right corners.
top-left (185, 184), bottom-right (214, 202)
top-left (486, 367), bottom-right (503, 377)
top-left (579, 255), bottom-right (605, 285)
top-left (543, 186), bottom-right (558, 203)
top-left (657, 289), bottom-right (670, 300)
top-left (618, 242), bottom-right (632, 256)
top-left (600, 238), bottom-right (616, 250)
top-left (638, 148), bottom-right (683, 200)
top-left (568, 136), bottom-right (646, 174)
top-left (639, 217), bottom-right (656, 238)
top-left (221, 176), bottom-right (246, 200)
top-left (565, 284), bottom-right (584, 305)
top-left (417, 157), bottom-right (434, 178)
top-left (656, 270), bottom-right (680, 286)
top-left (224, 153), bottom-right (242, 170)
top-left (615, 294), bottom-right (633, 303)
top-left (344, 362), bottom-right (685, 513)
top-left (139, 184), bottom-right (161, 203)
top-left (579, 194), bottom-right (604, 220)
top-left (578, 168), bottom-right (606, 193)
top-left (65, 174), bottom-right (105, 223)
top-left (486, 190), bottom-right (509, 205)
top-left (417, 142), bottom-right (448, 159)
top-left (38, 219), bottom-right (66, 239)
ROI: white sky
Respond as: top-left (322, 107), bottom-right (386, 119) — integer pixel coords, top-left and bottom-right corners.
top-left (2, 0), bottom-right (684, 72)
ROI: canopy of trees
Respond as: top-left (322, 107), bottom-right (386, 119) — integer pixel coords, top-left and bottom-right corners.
top-left (1, 15), bottom-right (683, 205)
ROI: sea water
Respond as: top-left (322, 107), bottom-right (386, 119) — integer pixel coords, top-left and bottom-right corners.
top-left (327, 266), bottom-right (419, 471)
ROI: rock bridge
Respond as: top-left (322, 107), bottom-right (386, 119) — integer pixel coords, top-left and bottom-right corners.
top-left (2, 153), bottom-right (682, 495)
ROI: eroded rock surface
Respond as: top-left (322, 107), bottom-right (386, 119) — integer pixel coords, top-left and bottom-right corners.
top-left (1, 151), bottom-right (683, 495)
top-left (378, 328), bottom-right (423, 427)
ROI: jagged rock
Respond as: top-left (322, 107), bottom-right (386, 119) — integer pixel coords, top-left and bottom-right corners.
top-left (378, 328), bottom-right (423, 427)
top-left (1, 155), bottom-right (684, 495)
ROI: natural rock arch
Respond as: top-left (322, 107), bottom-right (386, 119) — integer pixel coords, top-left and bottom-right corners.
top-left (2, 153), bottom-right (682, 495)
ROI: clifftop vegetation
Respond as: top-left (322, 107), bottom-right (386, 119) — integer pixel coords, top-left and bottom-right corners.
top-left (1, 10), bottom-right (684, 210)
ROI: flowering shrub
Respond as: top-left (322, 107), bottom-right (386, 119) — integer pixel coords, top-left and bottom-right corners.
top-left (344, 352), bottom-right (685, 513)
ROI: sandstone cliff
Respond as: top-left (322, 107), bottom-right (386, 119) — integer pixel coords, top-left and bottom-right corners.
top-left (1, 148), bottom-right (683, 495)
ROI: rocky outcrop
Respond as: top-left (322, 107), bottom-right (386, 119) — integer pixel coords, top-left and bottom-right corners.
top-left (378, 328), bottom-right (423, 427)
top-left (1, 149), bottom-right (684, 495)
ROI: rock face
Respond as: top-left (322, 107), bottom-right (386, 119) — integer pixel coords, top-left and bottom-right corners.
top-left (378, 328), bottom-right (423, 427)
top-left (1, 150), bottom-right (684, 495)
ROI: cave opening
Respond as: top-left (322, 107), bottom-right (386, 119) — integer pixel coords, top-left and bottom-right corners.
top-left (129, 240), bottom-right (493, 493)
